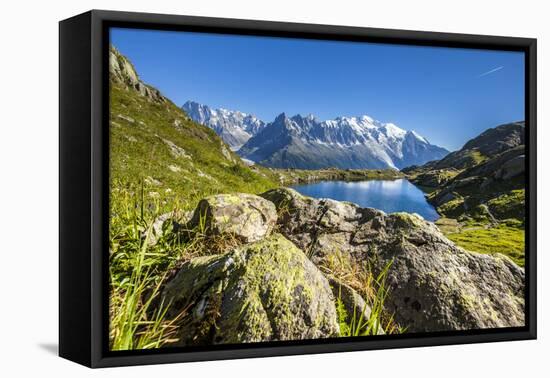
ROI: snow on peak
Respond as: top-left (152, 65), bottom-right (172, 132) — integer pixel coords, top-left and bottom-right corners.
top-left (183, 100), bottom-right (447, 168)
top-left (409, 130), bottom-right (428, 143)
top-left (381, 123), bottom-right (407, 137)
top-left (182, 101), bottom-right (265, 149)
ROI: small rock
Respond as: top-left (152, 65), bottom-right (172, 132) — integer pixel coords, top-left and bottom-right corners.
top-left (144, 176), bottom-right (162, 186)
top-left (220, 143), bottom-right (234, 162)
top-left (160, 137), bottom-right (191, 160)
top-left (168, 164), bottom-right (182, 173)
top-left (145, 210), bottom-right (192, 246)
top-left (117, 114), bottom-right (135, 123)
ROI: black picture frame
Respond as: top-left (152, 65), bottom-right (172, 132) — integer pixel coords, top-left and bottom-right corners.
top-left (59, 9), bottom-right (537, 368)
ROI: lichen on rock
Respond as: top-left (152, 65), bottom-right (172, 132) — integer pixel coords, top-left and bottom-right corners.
top-left (161, 233), bottom-right (340, 345)
top-left (187, 193), bottom-right (278, 243)
top-left (261, 187), bottom-right (525, 333)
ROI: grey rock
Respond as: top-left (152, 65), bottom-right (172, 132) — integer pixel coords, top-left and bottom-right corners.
top-left (436, 192), bottom-right (457, 206)
top-left (496, 154), bottom-right (525, 180)
top-left (117, 114), bottom-right (135, 124)
top-left (261, 187), bottom-right (525, 332)
top-left (365, 212), bottom-right (524, 332)
top-left (159, 137), bottom-right (191, 160)
top-left (455, 145), bottom-right (525, 182)
top-left (145, 210), bottom-right (192, 246)
top-left (220, 143), bottom-right (235, 162)
top-left (188, 193), bottom-right (278, 243)
top-left (162, 233), bottom-right (340, 345)
top-left (109, 45), bottom-right (166, 103)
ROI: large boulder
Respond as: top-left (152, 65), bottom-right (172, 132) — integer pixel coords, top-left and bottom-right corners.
top-left (495, 154), bottom-right (525, 180)
top-left (261, 188), bottom-right (381, 256)
top-left (187, 193), bottom-right (277, 243)
top-left (453, 145), bottom-right (525, 183)
top-left (356, 212), bottom-right (524, 332)
top-left (161, 233), bottom-right (340, 345)
top-left (261, 187), bottom-right (525, 332)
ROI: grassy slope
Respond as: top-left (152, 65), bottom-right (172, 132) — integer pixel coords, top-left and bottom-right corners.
top-left (445, 223), bottom-right (524, 266)
top-left (442, 186), bottom-right (525, 267)
top-left (110, 82), bottom-right (279, 212)
top-left (408, 146), bottom-right (526, 266)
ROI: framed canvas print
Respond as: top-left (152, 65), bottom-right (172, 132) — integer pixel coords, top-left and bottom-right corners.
top-left (59, 10), bottom-right (537, 368)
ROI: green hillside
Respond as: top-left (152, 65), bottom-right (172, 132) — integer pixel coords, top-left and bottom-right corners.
top-left (110, 82), bottom-right (279, 210)
top-left (405, 122), bottom-right (526, 266)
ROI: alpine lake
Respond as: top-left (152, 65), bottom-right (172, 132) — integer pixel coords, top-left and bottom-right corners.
top-left (291, 178), bottom-right (440, 222)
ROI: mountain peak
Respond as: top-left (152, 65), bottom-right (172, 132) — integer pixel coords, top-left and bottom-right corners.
top-left (292, 113), bottom-right (316, 121)
top-left (183, 100), bottom-right (201, 107)
top-left (182, 100), bottom-right (266, 149)
top-left (274, 112), bottom-right (288, 122)
top-left (407, 130), bottom-right (429, 144)
top-left (109, 45), bottom-right (166, 104)
top-left (239, 111), bottom-right (449, 169)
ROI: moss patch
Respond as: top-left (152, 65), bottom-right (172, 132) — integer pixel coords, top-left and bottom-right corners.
top-left (446, 224), bottom-right (525, 267)
top-left (487, 189), bottom-right (525, 221)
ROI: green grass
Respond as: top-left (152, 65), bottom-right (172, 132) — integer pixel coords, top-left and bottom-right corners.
top-left (335, 259), bottom-right (403, 336)
top-left (487, 189), bottom-right (525, 220)
top-left (466, 150), bottom-right (488, 165)
top-left (276, 168), bottom-right (403, 186)
top-left (320, 250), bottom-right (403, 335)
top-left (110, 83), bottom-right (280, 212)
top-left (446, 223), bottom-right (525, 267)
top-left (109, 186), bottom-right (187, 350)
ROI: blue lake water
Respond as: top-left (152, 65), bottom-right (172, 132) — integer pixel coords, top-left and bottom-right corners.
top-left (291, 179), bottom-right (440, 222)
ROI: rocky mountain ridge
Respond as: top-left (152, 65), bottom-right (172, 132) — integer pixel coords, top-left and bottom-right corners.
top-left (182, 101), bottom-right (265, 150)
top-left (183, 101), bottom-right (449, 169)
top-left (109, 46), bottom-right (166, 104)
top-left (404, 121), bottom-right (526, 266)
top-left (406, 121), bottom-right (525, 221)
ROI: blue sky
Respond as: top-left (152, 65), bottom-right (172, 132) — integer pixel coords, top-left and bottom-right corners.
top-left (111, 28), bottom-right (525, 151)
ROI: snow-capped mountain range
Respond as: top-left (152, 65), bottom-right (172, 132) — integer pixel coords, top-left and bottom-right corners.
top-left (182, 101), bottom-right (450, 169)
top-left (182, 101), bottom-right (265, 150)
